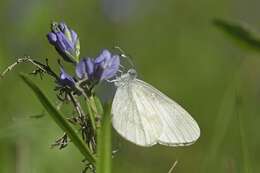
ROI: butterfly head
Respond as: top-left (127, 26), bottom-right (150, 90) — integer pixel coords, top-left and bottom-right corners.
top-left (127, 69), bottom-right (137, 79)
top-left (113, 68), bottom-right (137, 87)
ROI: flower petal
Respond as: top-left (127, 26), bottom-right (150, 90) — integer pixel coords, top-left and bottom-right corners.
top-left (59, 68), bottom-right (75, 87)
top-left (71, 30), bottom-right (78, 44)
top-left (76, 59), bottom-right (86, 79)
top-left (47, 33), bottom-right (57, 44)
top-left (101, 55), bottom-right (120, 80)
top-left (95, 49), bottom-right (111, 63)
top-left (86, 58), bottom-right (95, 78)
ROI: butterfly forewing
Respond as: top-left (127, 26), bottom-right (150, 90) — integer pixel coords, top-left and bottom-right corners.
top-left (135, 79), bottom-right (200, 146)
top-left (112, 80), bottom-right (163, 147)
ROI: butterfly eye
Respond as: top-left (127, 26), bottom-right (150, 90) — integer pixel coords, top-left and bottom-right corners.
top-left (127, 69), bottom-right (137, 78)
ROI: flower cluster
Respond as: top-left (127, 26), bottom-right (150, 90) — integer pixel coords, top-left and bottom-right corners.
top-left (46, 22), bottom-right (122, 168)
top-left (47, 22), bottom-right (120, 90)
top-left (1, 21), bottom-right (122, 172)
top-left (46, 22), bottom-right (122, 164)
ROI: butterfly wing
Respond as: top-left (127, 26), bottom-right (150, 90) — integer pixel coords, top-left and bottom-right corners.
top-left (112, 81), bottom-right (163, 147)
top-left (135, 79), bottom-right (200, 146)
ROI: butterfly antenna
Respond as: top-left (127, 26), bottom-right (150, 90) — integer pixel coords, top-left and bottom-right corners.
top-left (114, 46), bottom-right (135, 69)
top-left (119, 64), bottom-right (126, 72)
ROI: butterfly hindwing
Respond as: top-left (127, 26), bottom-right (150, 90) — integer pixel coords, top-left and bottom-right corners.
top-left (135, 79), bottom-right (200, 146)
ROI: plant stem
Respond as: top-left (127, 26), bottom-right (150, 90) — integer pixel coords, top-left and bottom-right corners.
top-left (68, 92), bottom-right (85, 118)
top-left (96, 104), bottom-right (112, 173)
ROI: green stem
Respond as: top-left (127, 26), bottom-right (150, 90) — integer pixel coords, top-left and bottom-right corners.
top-left (96, 103), bottom-right (112, 173)
top-left (86, 97), bottom-right (97, 132)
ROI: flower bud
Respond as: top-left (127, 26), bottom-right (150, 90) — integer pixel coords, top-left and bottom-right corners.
top-left (58, 68), bottom-right (76, 88)
top-left (47, 22), bottom-right (80, 63)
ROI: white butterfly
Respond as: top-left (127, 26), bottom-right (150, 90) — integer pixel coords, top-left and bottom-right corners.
top-left (111, 69), bottom-right (200, 147)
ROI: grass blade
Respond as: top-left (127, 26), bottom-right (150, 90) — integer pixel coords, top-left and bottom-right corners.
top-left (19, 73), bottom-right (96, 164)
top-left (236, 95), bottom-right (251, 173)
top-left (96, 103), bottom-right (112, 173)
top-left (213, 18), bottom-right (260, 51)
top-left (200, 64), bottom-right (242, 172)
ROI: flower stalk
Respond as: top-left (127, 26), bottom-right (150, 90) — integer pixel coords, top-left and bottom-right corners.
top-left (0, 21), bottom-right (119, 173)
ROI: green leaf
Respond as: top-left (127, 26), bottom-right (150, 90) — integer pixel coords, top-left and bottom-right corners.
top-left (19, 73), bottom-right (96, 164)
top-left (96, 103), bottom-right (112, 173)
top-left (213, 18), bottom-right (260, 51)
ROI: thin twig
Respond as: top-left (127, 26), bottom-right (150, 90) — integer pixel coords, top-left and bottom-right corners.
top-left (68, 92), bottom-right (85, 118)
top-left (51, 132), bottom-right (68, 149)
top-left (75, 83), bottom-right (99, 130)
top-left (1, 57), bottom-right (44, 78)
top-left (75, 82), bottom-right (89, 99)
top-left (67, 92), bottom-right (96, 151)
top-left (1, 56), bottom-right (59, 80)
top-left (168, 160), bottom-right (178, 173)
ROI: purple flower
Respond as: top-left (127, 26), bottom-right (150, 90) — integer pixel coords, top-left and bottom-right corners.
top-left (95, 49), bottom-right (120, 80)
top-left (58, 68), bottom-right (75, 88)
top-left (76, 58), bottom-right (94, 79)
top-left (47, 22), bottom-right (80, 63)
top-left (75, 49), bottom-right (120, 81)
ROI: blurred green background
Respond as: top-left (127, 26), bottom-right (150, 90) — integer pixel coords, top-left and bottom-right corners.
top-left (1, 0), bottom-right (260, 172)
